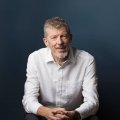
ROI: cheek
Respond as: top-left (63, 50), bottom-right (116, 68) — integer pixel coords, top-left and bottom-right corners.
top-left (47, 42), bottom-right (55, 50)
top-left (64, 41), bottom-right (71, 46)
top-left (64, 39), bottom-right (71, 44)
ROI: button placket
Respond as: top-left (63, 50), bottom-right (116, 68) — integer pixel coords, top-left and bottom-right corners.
top-left (56, 67), bottom-right (63, 107)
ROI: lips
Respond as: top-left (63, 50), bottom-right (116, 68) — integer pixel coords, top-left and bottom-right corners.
top-left (56, 46), bottom-right (66, 49)
top-left (56, 48), bottom-right (66, 52)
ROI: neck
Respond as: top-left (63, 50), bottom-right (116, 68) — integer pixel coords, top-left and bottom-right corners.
top-left (54, 57), bottom-right (68, 65)
top-left (52, 51), bottom-right (69, 65)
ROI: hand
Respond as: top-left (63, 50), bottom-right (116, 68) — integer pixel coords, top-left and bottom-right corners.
top-left (37, 106), bottom-right (69, 120)
top-left (62, 111), bottom-right (76, 120)
top-left (54, 110), bottom-right (79, 120)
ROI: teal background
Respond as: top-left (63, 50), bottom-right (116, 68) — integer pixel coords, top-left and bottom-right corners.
top-left (0, 0), bottom-right (120, 119)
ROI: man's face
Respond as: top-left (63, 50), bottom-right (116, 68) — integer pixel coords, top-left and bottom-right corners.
top-left (43, 27), bottom-right (71, 60)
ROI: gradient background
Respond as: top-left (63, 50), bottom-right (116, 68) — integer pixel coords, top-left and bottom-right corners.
top-left (0, 0), bottom-right (120, 120)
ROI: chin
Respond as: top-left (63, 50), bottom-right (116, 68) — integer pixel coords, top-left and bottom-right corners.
top-left (57, 52), bottom-right (68, 59)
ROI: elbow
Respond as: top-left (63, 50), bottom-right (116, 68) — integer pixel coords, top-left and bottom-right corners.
top-left (91, 100), bottom-right (99, 115)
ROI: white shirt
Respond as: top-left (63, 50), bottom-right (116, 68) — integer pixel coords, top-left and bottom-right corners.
top-left (22, 47), bottom-right (99, 119)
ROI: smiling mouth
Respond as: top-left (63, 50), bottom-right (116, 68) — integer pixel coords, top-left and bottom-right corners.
top-left (57, 48), bottom-right (67, 53)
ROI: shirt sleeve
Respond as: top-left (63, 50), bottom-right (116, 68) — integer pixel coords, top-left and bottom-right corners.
top-left (22, 53), bottom-right (42, 114)
top-left (75, 55), bottom-right (99, 119)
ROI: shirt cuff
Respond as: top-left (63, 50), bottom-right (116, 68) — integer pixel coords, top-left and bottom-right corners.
top-left (26, 102), bottom-right (42, 114)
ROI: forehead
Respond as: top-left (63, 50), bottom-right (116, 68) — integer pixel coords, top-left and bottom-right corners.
top-left (46, 27), bottom-right (68, 35)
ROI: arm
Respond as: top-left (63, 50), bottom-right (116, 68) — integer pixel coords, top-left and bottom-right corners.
top-left (75, 56), bottom-right (99, 119)
top-left (37, 106), bottom-right (70, 120)
top-left (22, 54), bottom-right (42, 114)
top-left (22, 54), bottom-right (69, 120)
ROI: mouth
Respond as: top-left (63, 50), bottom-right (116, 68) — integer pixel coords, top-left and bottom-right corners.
top-left (56, 47), bottom-right (66, 52)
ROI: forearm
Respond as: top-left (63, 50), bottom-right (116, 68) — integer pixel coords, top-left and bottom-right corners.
top-left (22, 95), bottom-right (42, 114)
top-left (78, 56), bottom-right (99, 119)
top-left (75, 101), bottom-right (99, 119)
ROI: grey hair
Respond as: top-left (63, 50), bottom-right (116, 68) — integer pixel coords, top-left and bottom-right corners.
top-left (44, 17), bottom-right (71, 37)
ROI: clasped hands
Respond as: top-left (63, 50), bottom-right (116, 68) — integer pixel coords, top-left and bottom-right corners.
top-left (37, 106), bottom-right (77, 120)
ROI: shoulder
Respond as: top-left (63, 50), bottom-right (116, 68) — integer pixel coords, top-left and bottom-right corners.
top-left (27, 47), bottom-right (48, 61)
top-left (72, 48), bottom-right (95, 61)
top-left (28, 48), bottom-right (47, 57)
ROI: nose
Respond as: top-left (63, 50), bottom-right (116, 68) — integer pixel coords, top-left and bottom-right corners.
top-left (56, 36), bottom-right (63, 44)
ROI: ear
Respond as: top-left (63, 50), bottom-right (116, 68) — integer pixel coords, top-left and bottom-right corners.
top-left (43, 38), bottom-right (48, 47)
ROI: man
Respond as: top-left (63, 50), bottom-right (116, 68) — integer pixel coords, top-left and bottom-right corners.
top-left (22, 17), bottom-right (99, 120)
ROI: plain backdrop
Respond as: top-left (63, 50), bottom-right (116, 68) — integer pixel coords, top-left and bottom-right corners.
top-left (0, 0), bottom-right (120, 120)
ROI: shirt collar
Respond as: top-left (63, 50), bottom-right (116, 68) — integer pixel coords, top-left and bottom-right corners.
top-left (45, 47), bottom-right (76, 64)
top-left (67, 47), bottom-right (76, 64)
top-left (45, 47), bottom-right (54, 63)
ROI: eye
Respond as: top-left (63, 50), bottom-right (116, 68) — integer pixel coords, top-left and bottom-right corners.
top-left (50, 36), bottom-right (57, 40)
top-left (61, 34), bottom-right (69, 39)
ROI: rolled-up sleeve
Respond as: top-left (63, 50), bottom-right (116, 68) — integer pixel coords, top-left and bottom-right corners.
top-left (22, 54), bottom-right (42, 114)
top-left (75, 55), bottom-right (99, 119)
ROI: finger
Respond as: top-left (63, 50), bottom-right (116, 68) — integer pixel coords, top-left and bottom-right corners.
top-left (61, 114), bottom-right (70, 120)
top-left (53, 108), bottom-right (66, 114)
top-left (56, 108), bottom-right (66, 114)
top-left (55, 114), bottom-right (70, 119)
top-left (49, 115), bottom-right (61, 120)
